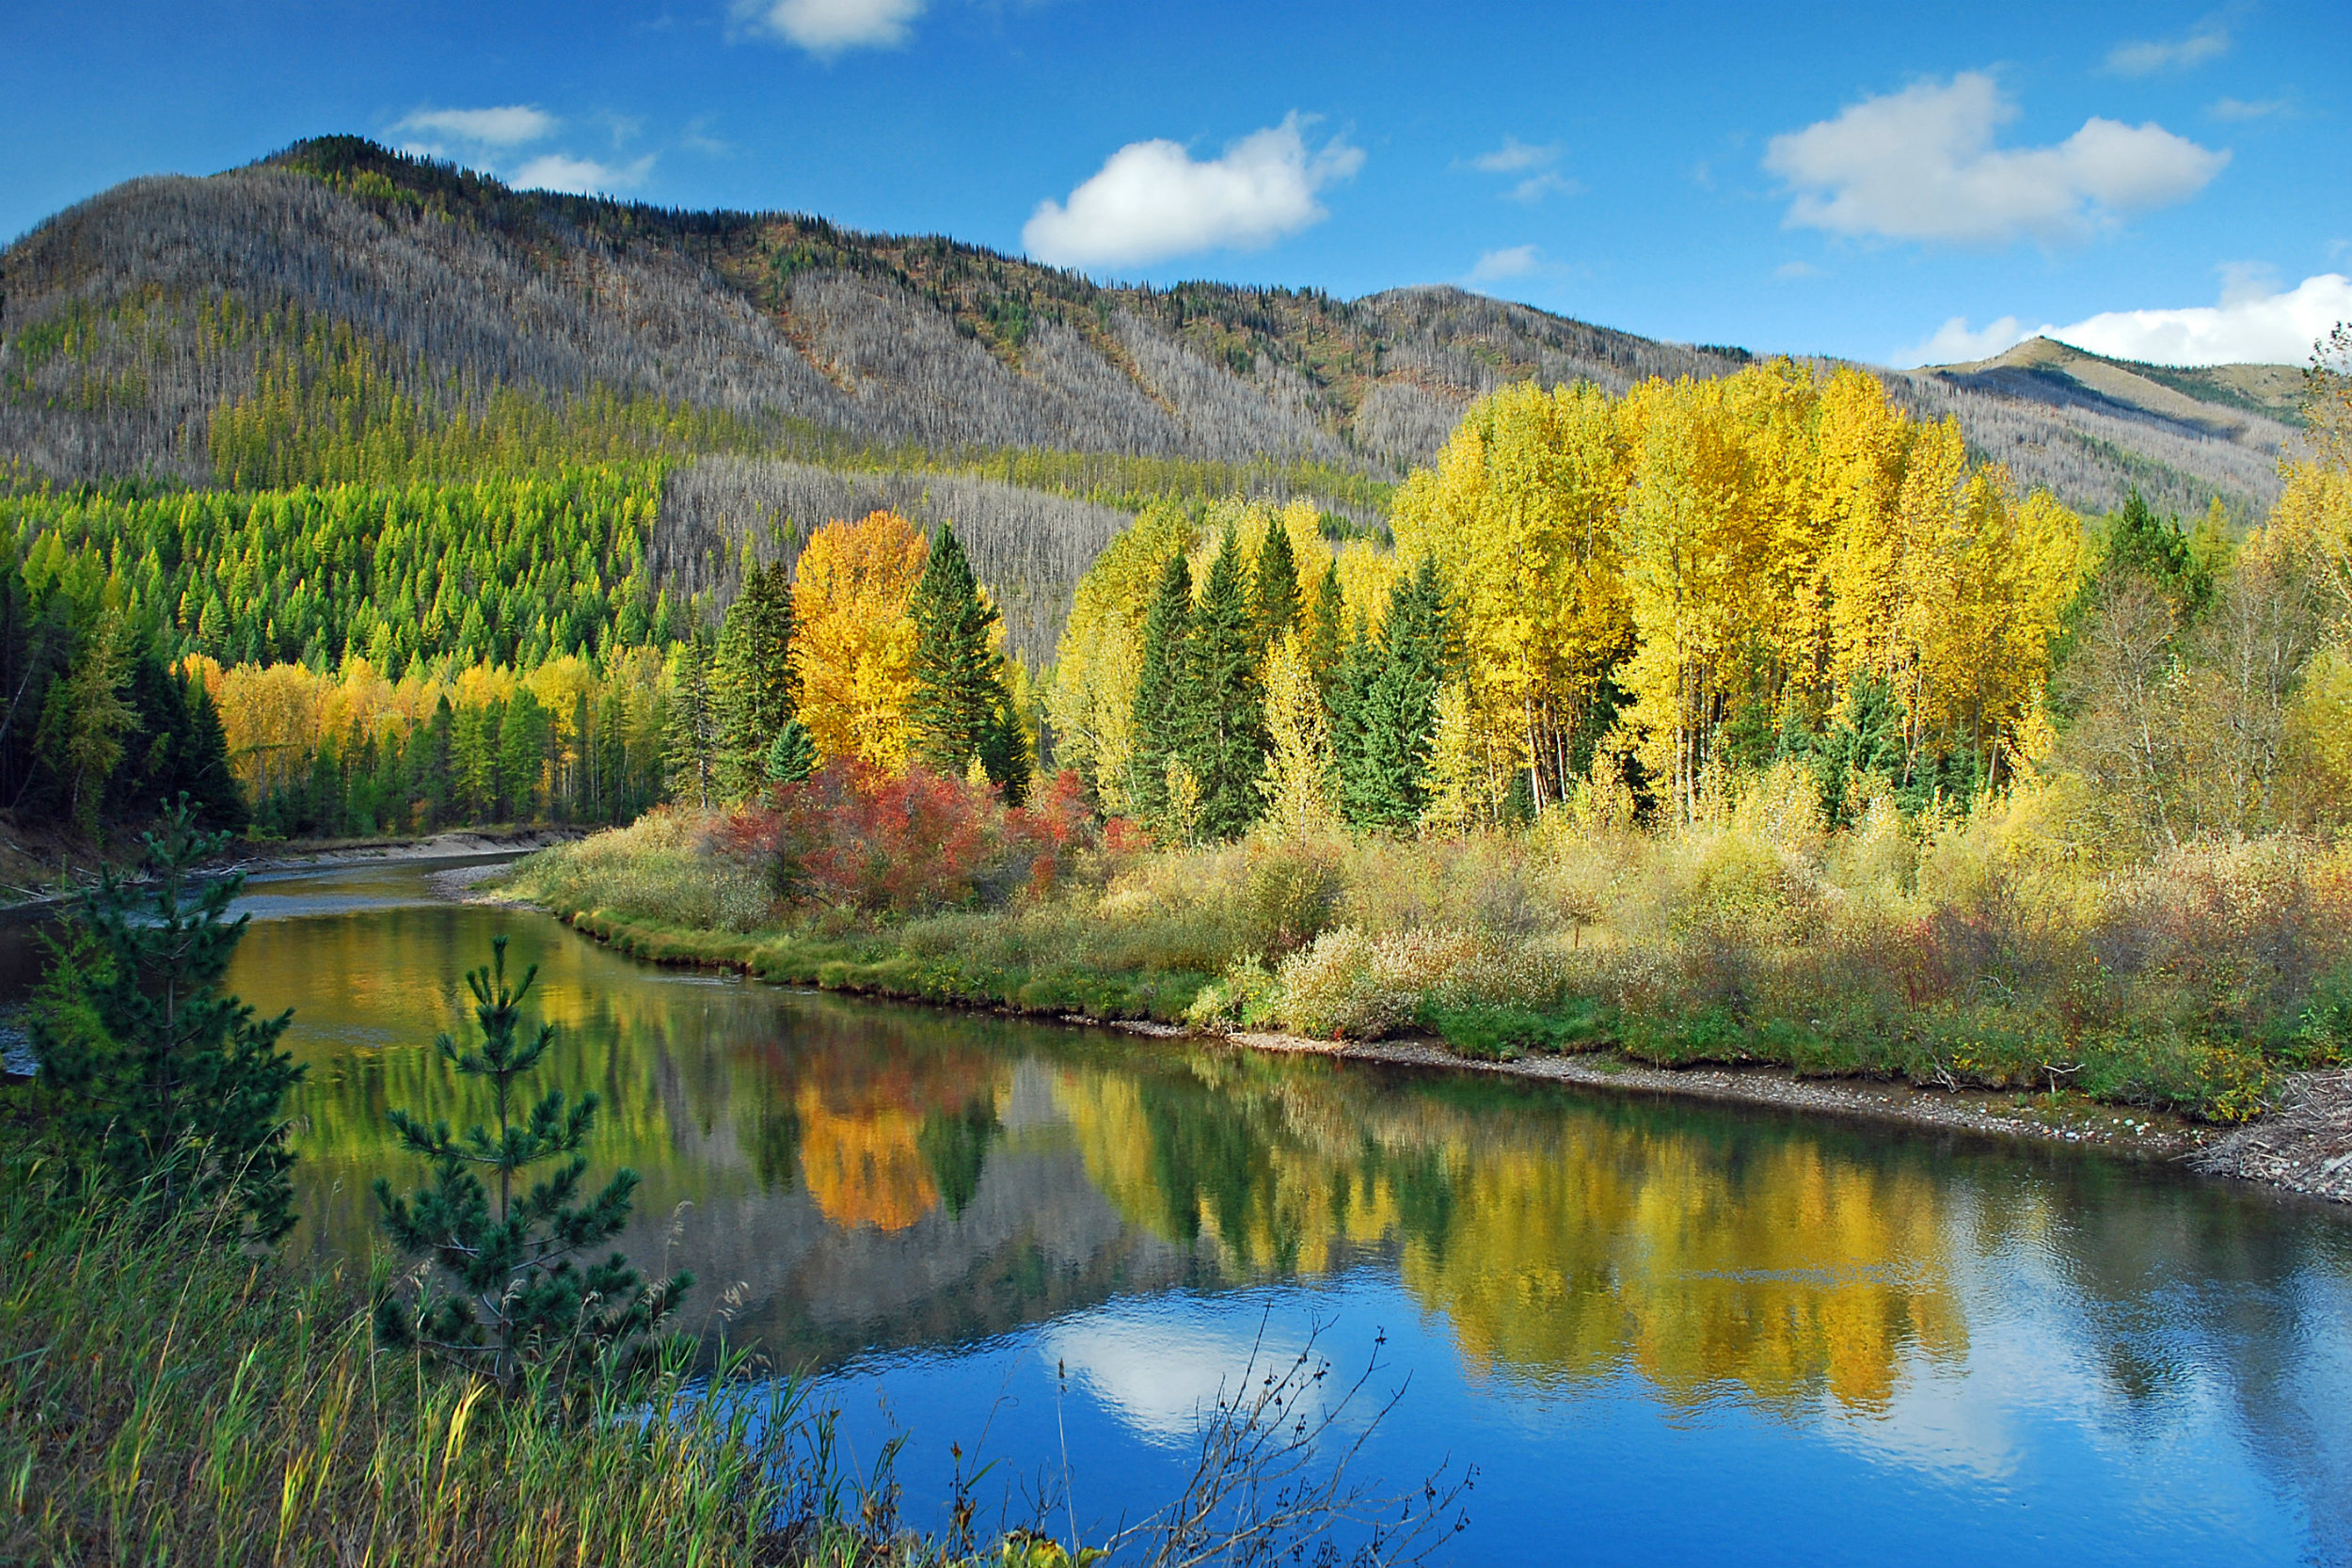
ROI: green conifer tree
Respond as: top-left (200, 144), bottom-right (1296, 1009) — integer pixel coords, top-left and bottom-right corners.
top-left (763, 719), bottom-right (818, 786)
top-left (909, 525), bottom-right (1025, 795)
top-left (23, 800), bottom-right (302, 1240)
top-left (182, 673), bottom-right (248, 832)
top-left (373, 937), bottom-right (688, 1393)
top-left (664, 631), bottom-right (719, 809)
top-left (1304, 562), bottom-right (1345, 703)
top-left (1252, 520), bottom-right (1301, 655)
top-left (712, 562), bottom-right (801, 800)
top-left (1183, 528), bottom-right (1269, 840)
top-left (1340, 558), bottom-right (1452, 830)
top-left (1130, 551), bottom-right (1195, 823)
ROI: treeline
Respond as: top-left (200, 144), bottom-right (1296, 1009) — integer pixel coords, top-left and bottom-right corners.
top-left (1044, 359), bottom-right (2341, 844)
top-left (194, 651), bottom-right (674, 838)
top-left (1, 467), bottom-right (674, 673)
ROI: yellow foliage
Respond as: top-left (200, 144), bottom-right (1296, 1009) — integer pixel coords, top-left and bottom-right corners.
top-left (1256, 631), bottom-right (1340, 838)
top-left (1391, 380), bottom-right (1631, 816)
top-left (1048, 503), bottom-right (1193, 814)
top-left (790, 510), bottom-right (928, 772)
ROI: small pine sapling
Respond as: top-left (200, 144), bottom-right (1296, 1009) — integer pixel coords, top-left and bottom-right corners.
top-left (373, 936), bottom-right (689, 1393)
top-left (22, 796), bottom-right (301, 1241)
top-left (764, 718), bottom-right (818, 788)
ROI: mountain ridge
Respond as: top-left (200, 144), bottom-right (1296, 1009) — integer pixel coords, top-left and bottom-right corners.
top-left (0, 137), bottom-right (2299, 534)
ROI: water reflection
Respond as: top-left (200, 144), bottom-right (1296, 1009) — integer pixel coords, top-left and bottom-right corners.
top-left (8, 863), bottom-right (2341, 1564)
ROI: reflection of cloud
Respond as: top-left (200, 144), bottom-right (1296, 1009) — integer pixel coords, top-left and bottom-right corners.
top-left (1042, 1310), bottom-right (1309, 1446)
top-left (1828, 1360), bottom-right (2022, 1482)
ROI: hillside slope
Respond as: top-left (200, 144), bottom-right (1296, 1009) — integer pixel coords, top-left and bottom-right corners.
top-left (0, 139), bottom-right (2300, 566)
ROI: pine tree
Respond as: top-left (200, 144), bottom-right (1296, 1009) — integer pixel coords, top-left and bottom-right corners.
top-left (664, 631), bottom-right (719, 809)
top-left (1304, 562), bottom-right (1345, 702)
top-left (1130, 551), bottom-right (1195, 822)
top-left (24, 800), bottom-right (302, 1240)
top-left (908, 525), bottom-right (1021, 792)
top-left (713, 562), bottom-right (800, 800)
top-left (373, 937), bottom-right (688, 1393)
top-left (1252, 520), bottom-right (1301, 655)
top-left (1342, 559), bottom-right (1453, 830)
top-left (1183, 528), bottom-right (1268, 840)
top-left (182, 673), bottom-right (248, 832)
top-left (763, 719), bottom-right (818, 786)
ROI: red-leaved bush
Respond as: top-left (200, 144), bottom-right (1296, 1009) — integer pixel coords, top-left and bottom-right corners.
top-left (713, 760), bottom-right (1098, 918)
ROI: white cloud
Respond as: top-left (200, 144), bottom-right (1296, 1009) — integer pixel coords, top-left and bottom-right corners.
top-left (1765, 72), bottom-right (2229, 245)
top-left (509, 153), bottom-right (656, 196)
top-left (2210, 96), bottom-right (2289, 121)
top-left (394, 104), bottom-right (557, 147)
top-left (2106, 21), bottom-right (2231, 76)
top-left (1506, 171), bottom-right (1580, 203)
top-left (1469, 136), bottom-right (1559, 174)
top-left (1896, 314), bottom-right (2035, 366)
top-left (1023, 114), bottom-right (1362, 270)
top-left (1773, 260), bottom-right (1823, 280)
top-left (1466, 138), bottom-right (1577, 203)
top-left (1466, 244), bottom-right (1543, 283)
top-left (735, 0), bottom-right (925, 55)
top-left (1895, 273), bottom-right (2352, 368)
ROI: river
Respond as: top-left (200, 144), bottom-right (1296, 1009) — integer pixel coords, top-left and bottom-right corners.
top-left (15, 859), bottom-right (2351, 1564)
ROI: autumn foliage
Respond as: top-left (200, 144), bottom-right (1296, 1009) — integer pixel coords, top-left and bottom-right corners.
top-left (715, 760), bottom-right (1094, 918)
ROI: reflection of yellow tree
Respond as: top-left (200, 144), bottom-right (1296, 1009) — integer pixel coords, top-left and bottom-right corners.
top-left (795, 1087), bottom-right (938, 1232)
top-left (1054, 1057), bottom-right (1966, 1416)
top-left (1413, 1131), bottom-right (1965, 1410)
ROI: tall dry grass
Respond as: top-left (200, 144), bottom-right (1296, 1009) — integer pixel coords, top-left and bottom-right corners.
top-left (0, 1162), bottom-right (821, 1566)
top-left (506, 763), bottom-right (2352, 1120)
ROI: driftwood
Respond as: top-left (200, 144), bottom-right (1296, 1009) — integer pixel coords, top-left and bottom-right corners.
top-left (2190, 1069), bottom-right (2352, 1203)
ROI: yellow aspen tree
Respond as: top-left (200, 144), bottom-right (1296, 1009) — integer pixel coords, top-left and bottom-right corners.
top-left (1391, 379), bottom-right (1631, 811)
top-left (1419, 680), bottom-right (1485, 835)
top-left (1615, 376), bottom-right (1768, 819)
top-left (1047, 502), bottom-right (1194, 813)
top-left (1256, 630), bottom-right (1340, 839)
top-left (791, 510), bottom-right (928, 772)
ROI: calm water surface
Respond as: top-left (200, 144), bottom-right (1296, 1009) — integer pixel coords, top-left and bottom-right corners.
top-left (24, 861), bottom-right (2352, 1564)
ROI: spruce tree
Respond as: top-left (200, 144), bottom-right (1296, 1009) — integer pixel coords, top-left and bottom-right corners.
top-left (1329, 611), bottom-right (1381, 828)
top-left (374, 937), bottom-right (688, 1393)
top-left (1130, 551), bottom-right (1195, 823)
top-left (1304, 562), bottom-right (1345, 703)
top-left (1340, 558), bottom-right (1452, 831)
top-left (24, 799), bottom-right (302, 1240)
top-left (182, 673), bottom-right (248, 832)
top-left (1251, 521), bottom-right (1301, 655)
top-left (712, 562), bottom-right (801, 800)
top-left (664, 630), bottom-right (719, 809)
top-left (764, 718), bottom-right (818, 786)
top-left (908, 525), bottom-right (1024, 796)
top-left (1183, 529), bottom-right (1268, 840)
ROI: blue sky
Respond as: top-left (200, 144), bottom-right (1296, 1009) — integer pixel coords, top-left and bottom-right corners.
top-left (5, 0), bottom-right (2347, 366)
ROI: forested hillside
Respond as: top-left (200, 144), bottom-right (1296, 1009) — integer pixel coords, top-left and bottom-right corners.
top-left (0, 135), bottom-right (2324, 857)
top-left (3, 137), bottom-right (2288, 521)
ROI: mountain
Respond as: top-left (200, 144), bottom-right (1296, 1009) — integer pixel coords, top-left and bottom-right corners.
top-left (0, 136), bottom-right (2306, 656)
top-left (1930, 333), bottom-right (2304, 444)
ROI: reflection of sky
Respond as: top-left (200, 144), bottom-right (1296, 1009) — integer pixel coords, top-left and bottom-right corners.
top-left (818, 1269), bottom-right (2336, 1567)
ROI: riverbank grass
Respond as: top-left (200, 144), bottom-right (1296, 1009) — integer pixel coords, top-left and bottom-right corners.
top-left (501, 773), bottom-right (2352, 1122)
top-left (0, 1163), bottom-right (832, 1565)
